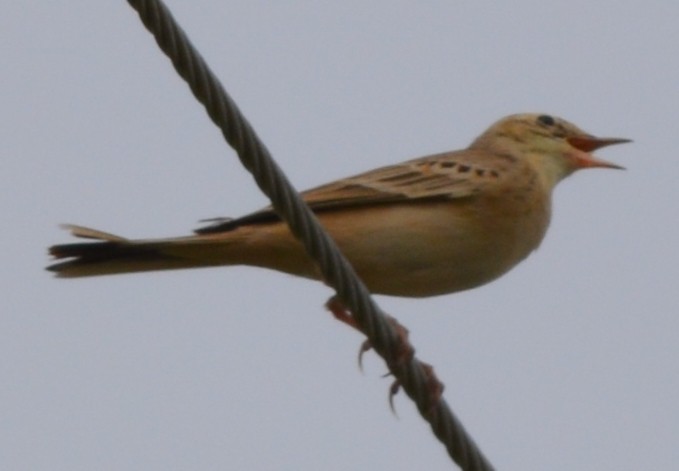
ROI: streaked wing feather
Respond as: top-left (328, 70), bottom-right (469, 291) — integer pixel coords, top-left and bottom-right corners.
top-left (196, 149), bottom-right (489, 234)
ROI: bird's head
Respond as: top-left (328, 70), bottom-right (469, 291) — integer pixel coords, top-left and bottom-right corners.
top-left (470, 113), bottom-right (630, 188)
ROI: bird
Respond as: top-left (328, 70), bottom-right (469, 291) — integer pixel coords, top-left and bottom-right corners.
top-left (47, 113), bottom-right (629, 297)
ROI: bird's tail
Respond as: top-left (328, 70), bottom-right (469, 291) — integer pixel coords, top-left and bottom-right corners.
top-left (47, 224), bottom-right (238, 278)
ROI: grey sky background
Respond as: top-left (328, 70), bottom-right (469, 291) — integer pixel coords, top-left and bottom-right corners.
top-left (2, 2), bottom-right (677, 470)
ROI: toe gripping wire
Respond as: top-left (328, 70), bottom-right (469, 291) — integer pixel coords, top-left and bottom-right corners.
top-left (126, 1), bottom-right (495, 469)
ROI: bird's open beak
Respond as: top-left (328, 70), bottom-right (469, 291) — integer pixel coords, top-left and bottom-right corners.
top-left (567, 136), bottom-right (630, 170)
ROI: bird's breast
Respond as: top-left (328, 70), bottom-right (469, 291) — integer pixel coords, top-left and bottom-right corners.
top-left (316, 192), bottom-right (551, 297)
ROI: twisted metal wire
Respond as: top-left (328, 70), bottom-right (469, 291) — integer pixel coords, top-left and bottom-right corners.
top-left (126, 1), bottom-right (495, 469)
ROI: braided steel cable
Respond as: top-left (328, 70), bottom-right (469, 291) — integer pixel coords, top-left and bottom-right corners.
top-left (126, 1), bottom-right (495, 469)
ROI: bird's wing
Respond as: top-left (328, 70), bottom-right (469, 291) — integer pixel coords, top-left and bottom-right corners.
top-left (195, 149), bottom-right (497, 234)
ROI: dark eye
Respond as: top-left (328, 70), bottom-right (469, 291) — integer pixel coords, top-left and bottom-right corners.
top-left (537, 115), bottom-right (555, 126)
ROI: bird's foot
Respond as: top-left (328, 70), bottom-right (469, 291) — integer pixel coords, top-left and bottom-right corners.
top-left (324, 296), bottom-right (414, 371)
top-left (387, 361), bottom-right (444, 416)
top-left (324, 296), bottom-right (443, 415)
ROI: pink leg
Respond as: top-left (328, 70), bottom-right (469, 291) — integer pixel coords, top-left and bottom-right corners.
top-left (325, 296), bottom-right (443, 414)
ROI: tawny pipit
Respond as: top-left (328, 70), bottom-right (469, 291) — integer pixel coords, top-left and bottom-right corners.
top-left (47, 113), bottom-right (629, 297)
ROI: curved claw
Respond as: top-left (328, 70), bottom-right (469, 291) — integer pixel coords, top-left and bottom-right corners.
top-left (387, 363), bottom-right (445, 417)
top-left (324, 295), bottom-right (441, 415)
top-left (357, 340), bottom-right (372, 371)
top-left (388, 379), bottom-right (401, 416)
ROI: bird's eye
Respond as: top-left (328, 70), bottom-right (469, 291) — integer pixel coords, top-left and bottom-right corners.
top-left (537, 115), bottom-right (555, 126)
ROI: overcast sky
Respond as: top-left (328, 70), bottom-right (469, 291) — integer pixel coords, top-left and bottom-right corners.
top-left (2, 2), bottom-right (678, 470)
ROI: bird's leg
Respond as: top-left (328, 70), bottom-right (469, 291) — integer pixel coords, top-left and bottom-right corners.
top-left (325, 295), bottom-right (360, 330)
top-left (325, 295), bottom-right (444, 414)
top-left (324, 295), bottom-right (414, 367)
top-left (325, 296), bottom-right (373, 367)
